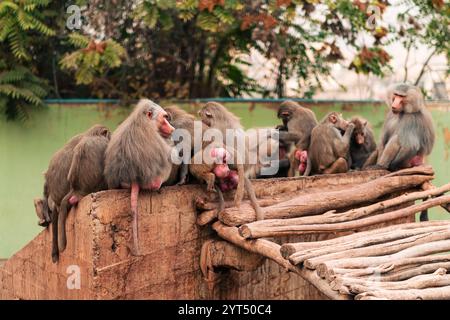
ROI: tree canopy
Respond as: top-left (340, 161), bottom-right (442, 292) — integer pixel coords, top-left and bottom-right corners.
top-left (0, 0), bottom-right (448, 119)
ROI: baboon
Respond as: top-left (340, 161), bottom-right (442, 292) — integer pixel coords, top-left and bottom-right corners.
top-left (104, 99), bottom-right (174, 255)
top-left (40, 124), bottom-right (110, 262)
top-left (375, 83), bottom-right (435, 171)
top-left (276, 101), bottom-right (318, 177)
top-left (163, 105), bottom-right (209, 186)
top-left (277, 100), bottom-right (318, 148)
top-left (306, 112), bottom-right (355, 175)
top-left (349, 117), bottom-right (377, 170)
top-left (198, 101), bottom-right (278, 179)
top-left (189, 141), bottom-right (264, 220)
top-left (271, 124), bottom-right (290, 177)
top-left (57, 126), bottom-right (111, 253)
top-left (197, 102), bottom-right (265, 220)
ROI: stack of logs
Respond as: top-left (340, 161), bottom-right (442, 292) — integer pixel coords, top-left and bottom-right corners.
top-left (196, 165), bottom-right (450, 299)
top-left (283, 221), bottom-right (450, 300)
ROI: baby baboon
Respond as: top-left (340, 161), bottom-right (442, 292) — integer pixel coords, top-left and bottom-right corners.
top-left (104, 99), bottom-right (174, 255)
top-left (376, 83), bottom-right (435, 171)
top-left (349, 117), bottom-right (377, 170)
top-left (306, 112), bottom-right (354, 175)
top-left (276, 101), bottom-right (318, 177)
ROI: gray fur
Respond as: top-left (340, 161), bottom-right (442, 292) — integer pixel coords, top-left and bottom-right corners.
top-left (380, 84), bottom-right (435, 170)
top-left (104, 99), bottom-right (173, 188)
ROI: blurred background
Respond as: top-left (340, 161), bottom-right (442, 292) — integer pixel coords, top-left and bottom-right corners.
top-left (0, 0), bottom-right (449, 258)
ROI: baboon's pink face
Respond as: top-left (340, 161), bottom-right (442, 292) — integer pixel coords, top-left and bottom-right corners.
top-left (391, 94), bottom-right (406, 114)
top-left (355, 132), bottom-right (365, 145)
top-left (147, 110), bottom-right (174, 138)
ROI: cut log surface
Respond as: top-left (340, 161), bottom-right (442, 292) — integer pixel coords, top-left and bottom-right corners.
top-left (211, 222), bottom-right (350, 300)
top-left (275, 216), bottom-right (450, 300)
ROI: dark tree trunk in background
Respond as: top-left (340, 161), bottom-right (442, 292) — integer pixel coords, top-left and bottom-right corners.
top-left (277, 58), bottom-right (285, 98)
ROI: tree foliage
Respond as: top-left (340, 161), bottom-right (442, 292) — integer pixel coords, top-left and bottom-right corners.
top-left (0, 0), bottom-right (54, 120)
top-left (60, 33), bottom-right (126, 85)
top-left (0, 0), bottom-right (448, 119)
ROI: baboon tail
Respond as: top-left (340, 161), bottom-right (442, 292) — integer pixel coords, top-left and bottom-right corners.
top-left (233, 164), bottom-right (245, 208)
top-left (51, 207), bottom-right (59, 263)
top-left (58, 191), bottom-right (74, 253)
top-left (303, 155), bottom-right (312, 176)
top-left (245, 176), bottom-right (264, 221)
top-left (130, 182), bottom-right (140, 255)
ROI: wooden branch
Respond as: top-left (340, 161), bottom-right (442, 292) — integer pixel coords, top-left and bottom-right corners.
top-left (380, 262), bottom-right (450, 282)
top-left (246, 183), bottom-right (450, 239)
top-left (197, 210), bottom-right (218, 226)
top-left (422, 181), bottom-right (450, 213)
top-left (384, 165), bottom-right (434, 177)
top-left (220, 174), bottom-right (433, 226)
top-left (280, 221), bottom-right (450, 259)
top-left (212, 222), bottom-right (295, 272)
top-left (338, 254), bottom-right (450, 279)
top-left (200, 240), bottom-right (265, 277)
top-left (334, 268), bottom-right (450, 294)
top-left (289, 225), bottom-right (450, 266)
top-left (327, 254), bottom-right (450, 283)
top-left (305, 230), bottom-right (450, 270)
top-left (355, 285), bottom-right (450, 300)
top-left (211, 222), bottom-right (349, 300)
top-left (317, 239), bottom-right (450, 278)
top-left (195, 196), bottom-right (217, 211)
top-left (239, 194), bottom-right (450, 239)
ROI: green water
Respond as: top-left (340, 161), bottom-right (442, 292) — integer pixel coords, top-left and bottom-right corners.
top-left (0, 102), bottom-right (449, 258)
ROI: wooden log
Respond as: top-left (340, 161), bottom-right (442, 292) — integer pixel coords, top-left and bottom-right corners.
top-left (317, 239), bottom-right (450, 278)
top-left (289, 225), bottom-right (450, 266)
top-left (379, 262), bottom-right (450, 282)
top-left (254, 183), bottom-right (450, 230)
top-left (200, 240), bottom-right (265, 279)
top-left (280, 221), bottom-right (450, 258)
top-left (335, 268), bottom-right (450, 294)
top-left (247, 169), bottom-right (388, 198)
top-left (305, 229), bottom-right (450, 270)
top-left (199, 194), bottom-right (296, 211)
top-left (327, 254), bottom-right (450, 280)
top-left (422, 181), bottom-right (450, 213)
top-left (197, 210), bottom-right (218, 226)
top-left (221, 174), bottom-right (433, 226)
top-left (211, 222), bottom-right (349, 300)
top-left (384, 165), bottom-right (434, 177)
top-left (196, 194), bottom-right (297, 226)
top-left (195, 196), bottom-right (218, 210)
top-left (212, 222), bottom-right (295, 272)
top-left (355, 285), bottom-right (450, 300)
top-left (240, 194), bottom-right (450, 239)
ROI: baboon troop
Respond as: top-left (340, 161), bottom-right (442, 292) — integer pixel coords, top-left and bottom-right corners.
top-left (34, 83), bottom-right (435, 262)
